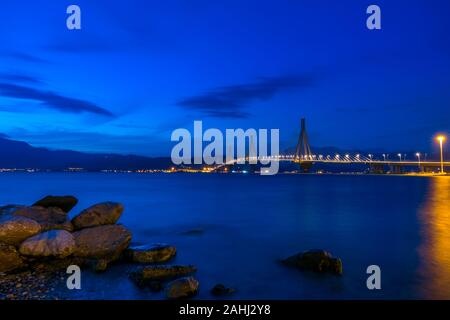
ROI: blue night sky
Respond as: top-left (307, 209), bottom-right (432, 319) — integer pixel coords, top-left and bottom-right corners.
top-left (0, 0), bottom-right (449, 156)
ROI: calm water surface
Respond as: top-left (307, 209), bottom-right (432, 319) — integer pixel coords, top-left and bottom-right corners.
top-left (0, 173), bottom-right (449, 300)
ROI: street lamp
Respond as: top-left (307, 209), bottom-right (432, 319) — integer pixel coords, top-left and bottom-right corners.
top-left (398, 153), bottom-right (402, 161)
top-left (416, 152), bottom-right (421, 172)
top-left (437, 135), bottom-right (446, 174)
top-left (382, 154), bottom-right (386, 161)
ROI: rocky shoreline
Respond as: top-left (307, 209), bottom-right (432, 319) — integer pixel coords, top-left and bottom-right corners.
top-left (1, 195), bottom-right (343, 300)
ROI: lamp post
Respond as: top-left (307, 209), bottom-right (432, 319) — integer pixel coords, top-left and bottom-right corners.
top-left (416, 152), bottom-right (421, 172)
top-left (437, 136), bottom-right (446, 174)
top-left (398, 153), bottom-right (402, 162)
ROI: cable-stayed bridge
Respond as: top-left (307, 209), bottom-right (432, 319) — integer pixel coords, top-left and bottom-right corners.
top-left (214, 118), bottom-right (449, 173)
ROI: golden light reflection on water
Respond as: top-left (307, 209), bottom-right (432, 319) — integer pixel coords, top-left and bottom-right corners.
top-left (418, 176), bottom-right (450, 299)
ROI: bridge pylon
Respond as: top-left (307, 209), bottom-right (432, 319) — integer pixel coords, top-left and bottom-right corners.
top-left (294, 118), bottom-right (313, 172)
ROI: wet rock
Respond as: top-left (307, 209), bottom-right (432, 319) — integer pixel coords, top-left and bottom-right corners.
top-left (0, 205), bottom-right (25, 216)
top-left (33, 195), bottom-right (78, 213)
top-left (86, 259), bottom-right (109, 272)
top-left (73, 224), bottom-right (131, 261)
top-left (12, 206), bottom-right (73, 232)
top-left (0, 215), bottom-right (41, 246)
top-left (130, 265), bottom-right (197, 286)
top-left (30, 256), bottom-right (87, 273)
top-left (19, 230), bottom-right (75, 258)
top-left (165, 277), bottom-right (199, 299)
top-left (282, 249), bottom-right (343, 275)
top-left (0, 243), bottom-right (25, 273)
top-left (211, 284), bottom-right (235, 296)
top-left (124, 243), bottom-right (176, 263)
top-left (72, 202), bottom-right (124, 230)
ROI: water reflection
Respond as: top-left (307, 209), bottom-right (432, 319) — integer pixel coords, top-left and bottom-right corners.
top-left (418, 177), bottom-right (450, 299)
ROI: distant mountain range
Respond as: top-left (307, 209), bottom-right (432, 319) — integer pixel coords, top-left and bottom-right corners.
top-left (0, 136), bottom-right (172, 170)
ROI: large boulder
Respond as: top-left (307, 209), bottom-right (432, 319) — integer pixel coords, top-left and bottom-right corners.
top-left (0, 215), bottom-right (41, 246)
top-left (12, 206), bottom-right (73, 232)
top-left (0, 243), bottom-right (25, 273)
top-left (282, 249), bottom-right (343, 275)
top-left (124, 244), bottom-right (176, 263)
top-left (33, 195), bottom-right (78, 213)
top-left (72, 202), bottom-right (124, 230)
top-left (165, 277), bottom-right (199, 299)
top-left (130, 265), bottom-right (197, 287)
top-left (19, 230), bottom-right (76, 258)
top-left (72, 224), bottom-right (131, 261)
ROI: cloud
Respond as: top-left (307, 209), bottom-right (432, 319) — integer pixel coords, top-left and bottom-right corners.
top-left (176, 75), bottom-right (313, 118)
top-left (0, 73), bottom-right (42, 85)
top-left (0, 83), bottom-right (115, 117)
top-left (3, 51), bottom-right (49, 64)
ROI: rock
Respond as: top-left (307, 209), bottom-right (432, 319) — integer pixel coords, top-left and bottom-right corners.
top-left (124, 244), bottom-right (176, 263)
top-left (0, 205), bottom-right (25, 216)
top-left (32, 195), bottom-right (78, 213)
top-left (282, 249), bottom-right (343, 275)
top-left (0, 243), bottom-right (25, 273)
top-left (165, 277), bottom-right (199, 299)
top-left (211, 284), bottom-right (235, 296)
top-left (73, 224), bottom-right (131, 261)
top-left (72, 202), bottom-right (124, 230)
top-left (130, 265), bottom-right (197, 286)
top-left (86, 259), bottom-right (109, 272)
top-left (19, 230), bottom-right (76, 258)
top-left (0, 215), bottom-right (41, 246)
top-left (12, 206), bottom-right (73, 232)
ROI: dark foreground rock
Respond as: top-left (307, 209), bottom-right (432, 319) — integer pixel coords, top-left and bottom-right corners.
top-left (0, 196), bottom-right (203, 300)
top-left (32, 196), bottom-right (78, 213)
top-left (12, 206), bottom-right (73, 232)
top-left (165, 277), bottom-right (199, 299)
top-left (19, 230), bottom-right (76, 258)
top-left (211, 284), bottom-right (236, 296)
top-left (130, 265), bottom-right (197, 287)
top-left (0, 215), bottom-right (41, 246)
top-left (282, 249), bottom-right (343, 275)
top-left (72, 202), bottom-right (124, 230)
top-left (86, 259), bottom-right (109, 272)
top-left (0, 243), bottom-right (25, 273)
top-left (124, 244), bottom-right (176, 263)
top-left (73, 224), bottom-right (131, 261)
